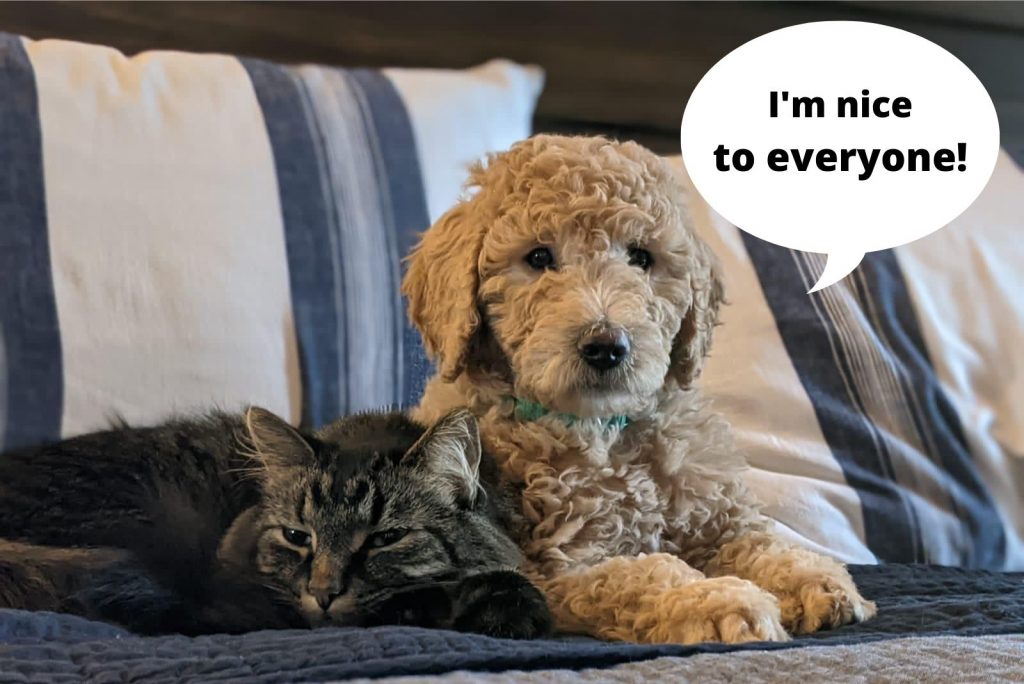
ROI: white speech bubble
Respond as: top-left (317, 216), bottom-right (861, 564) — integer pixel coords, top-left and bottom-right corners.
top-left (680, 21), bottom-right (1000, 292)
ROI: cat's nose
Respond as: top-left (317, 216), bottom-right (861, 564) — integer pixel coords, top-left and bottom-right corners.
top-left (309, 578), bottom-right (345, 611)
top-left (309, 556), bottom-right (345, 611)
top-left (312, 588), bottom-right (340, 611)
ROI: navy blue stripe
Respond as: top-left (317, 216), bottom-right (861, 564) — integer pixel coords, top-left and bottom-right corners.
top-left (743, 235), bottom-right (1006, 567)
top-left (0, 35), bottom-right (63, 451)
top-left (742, 238), bottom-right (922, 563)
top-left (242, 58), bottom-right (342, 429)
top-left (1007, 146), bottom-right (1024, 171)
top-left (348, 69), bottom-right (433, 409)
top-left (851, 253), bottom-right (1006, 568)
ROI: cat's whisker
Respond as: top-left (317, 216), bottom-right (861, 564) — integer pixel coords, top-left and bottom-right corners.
top-left (223, 465), bottom-right (266, 482)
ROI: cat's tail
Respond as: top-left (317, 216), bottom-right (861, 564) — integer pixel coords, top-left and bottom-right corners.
top-left (0, 537), bottom-right (272, 635)
top-left (0, 538), bottom-right (180, 630)
top-left (0, 539), bottom-right (84, 611)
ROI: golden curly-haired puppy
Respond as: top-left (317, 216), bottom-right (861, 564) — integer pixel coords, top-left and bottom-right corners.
top-left (403, 135), bottom-right (876, 644)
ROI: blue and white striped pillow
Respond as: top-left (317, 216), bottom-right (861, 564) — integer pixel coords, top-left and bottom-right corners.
top-left (671, 152), bottom-right (1024, 570)
top-left (0, 32), bottom-right (542, 449)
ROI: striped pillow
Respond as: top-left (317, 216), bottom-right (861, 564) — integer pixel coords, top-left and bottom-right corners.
top-left (670, 152), bottom-right (1024, 570)
top-left (0, 32), bottom-right (542, 450)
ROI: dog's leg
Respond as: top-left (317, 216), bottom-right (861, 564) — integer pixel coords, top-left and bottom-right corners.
top-left (537, 553), bottom-right (788, 644)
top-left (703, 530), bottom-right (877, 634)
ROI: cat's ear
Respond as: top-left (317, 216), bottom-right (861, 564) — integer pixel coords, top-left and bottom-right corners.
top-left (405, 408), bottom-right (483, 506)
top-left (244, 406), bottom-right (314, 469)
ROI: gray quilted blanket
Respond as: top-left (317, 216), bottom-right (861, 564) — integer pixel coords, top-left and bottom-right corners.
top-left (0, 565), bottom-right (1021, 683)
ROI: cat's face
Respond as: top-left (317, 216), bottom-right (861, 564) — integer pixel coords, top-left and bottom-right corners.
top-left (221, 408), bottom-right (521, 628)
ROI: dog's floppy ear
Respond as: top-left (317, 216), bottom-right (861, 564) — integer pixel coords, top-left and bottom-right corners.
top-left (403, 200), bottom-right (487, 382)
top-left (668, 238), bottom-right (724, 388)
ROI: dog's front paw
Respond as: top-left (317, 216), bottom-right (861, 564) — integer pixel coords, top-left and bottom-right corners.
top-left (647, 576), bottom-right (789, 645)
top-left (452, 570), bottom-right (553, 639)
top-left (776, 569), bottom-right (877, 634)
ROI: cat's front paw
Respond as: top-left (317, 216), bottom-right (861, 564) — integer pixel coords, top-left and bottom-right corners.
top-left (362, 585), bottom-right (453, 629)
top-left (776, 569), bottom-right (877, 634)
top-left (452, 570), bottom-right (552, 639)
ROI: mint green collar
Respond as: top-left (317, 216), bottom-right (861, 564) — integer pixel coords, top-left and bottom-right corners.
top-left (511, 397), bottom-right (630, 431)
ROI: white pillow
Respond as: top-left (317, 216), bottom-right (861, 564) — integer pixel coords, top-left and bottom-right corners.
top-left (668, 152), bottom-right (1024, 570)
top-left (386, 60), bottom-right (544, 222)
top-left (0, 31), bottom-right (542, 450)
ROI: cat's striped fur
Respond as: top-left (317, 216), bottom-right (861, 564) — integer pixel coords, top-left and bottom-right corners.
top-left (0, 408), bottom-right (551, 637)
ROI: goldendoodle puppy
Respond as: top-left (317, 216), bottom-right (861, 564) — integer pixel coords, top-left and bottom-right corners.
top-left (403, 134), bottom-right (876, 644)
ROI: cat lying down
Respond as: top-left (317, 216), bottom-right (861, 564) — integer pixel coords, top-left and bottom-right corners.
top-left (0, 407), bottom-right (551, 638)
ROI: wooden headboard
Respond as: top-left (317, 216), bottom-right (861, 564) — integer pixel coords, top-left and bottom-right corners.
top-left (2, 1), bottom-right (1022, 154)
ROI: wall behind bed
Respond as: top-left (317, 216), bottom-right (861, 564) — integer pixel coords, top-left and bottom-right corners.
top-left (0, 1), bottom-right (1021, 158)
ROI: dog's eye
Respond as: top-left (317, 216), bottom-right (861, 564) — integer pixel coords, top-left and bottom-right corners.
top-left (627, 246), bottom-right (654, 271)
top-left (367, 529), bottom-right (407, 549)
top-left (524, 247), bottom-right (556, 271)
top-left (282, 527), bottom-right (311, 547)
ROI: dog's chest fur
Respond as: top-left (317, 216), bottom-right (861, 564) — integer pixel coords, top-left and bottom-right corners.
top-left (472, 390), bottom-right (757, 578)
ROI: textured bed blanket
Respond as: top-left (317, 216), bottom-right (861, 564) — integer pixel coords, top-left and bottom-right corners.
top-left (393, 635), bottom-right (1024, 683)
top-left (0, 564), bottom-right (1021, 683)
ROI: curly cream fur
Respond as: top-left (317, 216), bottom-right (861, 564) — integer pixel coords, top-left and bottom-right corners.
top-left (404, 135), bottom-right (875, 645)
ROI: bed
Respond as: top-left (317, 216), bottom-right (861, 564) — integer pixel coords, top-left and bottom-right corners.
top-left (1, 565), bottom-right (1022, 682)
top-left (1, 3), bottom-right (1023, 681)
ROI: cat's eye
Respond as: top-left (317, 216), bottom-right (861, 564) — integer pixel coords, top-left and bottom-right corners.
top-left (524, 246), bottom-right (555, 271)
top-left (282, 527), bottom-right (311, 547)
top-left (627, 246), bottom-right (654, 271)
top-left (367, 529), bottom-right (407, 549)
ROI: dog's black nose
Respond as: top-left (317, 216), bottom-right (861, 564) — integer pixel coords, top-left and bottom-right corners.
top-left (578, 329), bottom-right (630, 371)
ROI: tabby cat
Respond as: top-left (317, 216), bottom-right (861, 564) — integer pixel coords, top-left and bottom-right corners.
top-left (0, 407), bottom-right (551, 638)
